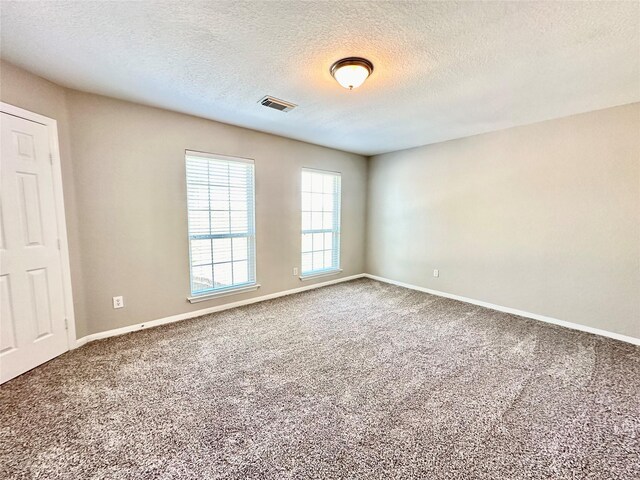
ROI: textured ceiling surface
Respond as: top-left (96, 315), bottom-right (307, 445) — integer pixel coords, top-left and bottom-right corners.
top-left (1, 1), bottom-right (638, 155)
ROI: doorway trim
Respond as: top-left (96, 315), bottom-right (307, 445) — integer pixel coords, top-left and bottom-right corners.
top-left (1, 102), bottom-right (77, 349)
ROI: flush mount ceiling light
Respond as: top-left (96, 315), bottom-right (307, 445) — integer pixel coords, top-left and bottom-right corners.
top-left (330, 57), bottom-right (374, 90)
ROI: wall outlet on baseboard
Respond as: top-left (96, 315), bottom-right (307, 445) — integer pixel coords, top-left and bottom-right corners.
top-left (433, 269), bottom-right (439, 278)
top-left (293, 267), bottom-right (298, 276)
top-left (113, 296), bottom-right (124, 309)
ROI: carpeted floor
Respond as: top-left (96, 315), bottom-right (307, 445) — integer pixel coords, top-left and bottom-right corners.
top-left (1, 278), bottom-right (639, 479)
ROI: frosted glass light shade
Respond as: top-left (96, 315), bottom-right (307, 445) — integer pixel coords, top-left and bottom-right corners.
top-left (330, 57), bottom-right (374, 90)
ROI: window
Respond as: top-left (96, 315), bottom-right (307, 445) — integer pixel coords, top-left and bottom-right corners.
top-left (301, 168), bottom-right (341, 276)
top-left (185, 151), bottom-right (256, 298)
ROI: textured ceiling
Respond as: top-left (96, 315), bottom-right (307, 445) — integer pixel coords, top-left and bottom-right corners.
top-left (1, 1), bottom-right (638, 155)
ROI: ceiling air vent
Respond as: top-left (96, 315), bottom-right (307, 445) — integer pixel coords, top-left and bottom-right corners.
top-left (259, 95), bottom-right (297, 112)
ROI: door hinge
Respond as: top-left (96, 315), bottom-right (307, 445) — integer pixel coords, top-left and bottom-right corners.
top-left (64, 318), bottom-right (68, 330)
top-left (57, 238), bottom-right (61, 250)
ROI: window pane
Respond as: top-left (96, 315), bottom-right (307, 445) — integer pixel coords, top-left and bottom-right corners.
top-left (311, 172), bottom-right (323, 192)
top-left (228, 165), bottom-right (248, 187)
top-left (191, 239), bottom-right (212, 266)
top-left (301, 171), bottom-right (312, 192)
top-left (230, 200), bottom-right (247, 211)
top-left (212, 238), bottom-right (232, 263)
top-left (312, 251), bottom-right (324, 270)
top-left (233, 261), bottom-right (248, 284)
top-left (188, 183), bottom-right (209, 210)
top-left (188, 157), bottom-right (209, 174)
top-left (324, 232), bottom-right (333, 250)
top-left (311, 212), bottom-right (323, 229)
top-left (210, 185), bottom-right (229, 211)
top-left (312, 232), bottom-right (324, 251)
top-left (229, 187), bottom-right (246, 203)
top-left (209, 165), bottom-right (229, 185)
top-left (324, 250), bottom-right (333, 268)
top-left (213, 262), bottom-right (233, 288)
top-left (230, 210), bottom-right (248, 233)
top-left (323, 175), bottom-right (334, 193)
top-left (189, 210), bottom-right (210, 235)
top-left (323, 212), bottom-right (333, 229)
top-left (192, 264), bottom-right (213, 292)
top-left (301, 252), bottom-right (312, 272)
top-left (302, 192), bottom-right (311, 211)
top-left (211, 211), bottom-right (230, 234)
top-left (302, 212), bottom-right (311, 230)
top-left (302, 233), bottom-right (313, 253)
top-left (233, 237), bottom-right (248, 261)
top-left (311, 193), bottom-right (323, 211)
top-left (323, 193), bottom-right (334, 212)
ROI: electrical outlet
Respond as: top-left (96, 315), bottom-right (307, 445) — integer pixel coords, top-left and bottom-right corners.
top-left (293, 267), bottom-right (298, 276)
top-left (433, 269), bottom-right (439, 278)
top-left (113, 296), bottom-right (124, 309)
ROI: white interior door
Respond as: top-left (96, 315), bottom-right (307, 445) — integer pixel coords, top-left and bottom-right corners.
top-left (1, 111), bottom-right (69, 383)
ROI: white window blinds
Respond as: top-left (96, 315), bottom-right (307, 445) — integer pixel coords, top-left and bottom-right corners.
top-left (301, 168), bottom-right (341, 276)
top-left (185, 151), bottom-right (256, 296)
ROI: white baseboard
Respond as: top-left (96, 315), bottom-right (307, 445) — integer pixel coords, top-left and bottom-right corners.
top-left (75, 272), bottom-right (639, 348)
top-left (363, 274), bottom-right (639, 346)
top-left (75, 274), bottom-right (366, 348)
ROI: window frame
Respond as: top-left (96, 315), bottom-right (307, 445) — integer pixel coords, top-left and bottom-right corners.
top-left (300, 167), bottom-right (342, 279)
top-left (185, 150), bottom-right (258, 302)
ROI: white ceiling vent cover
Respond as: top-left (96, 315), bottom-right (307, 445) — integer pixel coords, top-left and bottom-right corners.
top-left (259, 96), bottom-right (297, 112)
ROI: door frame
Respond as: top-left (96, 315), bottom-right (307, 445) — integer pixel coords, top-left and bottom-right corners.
top-left (1, 102), bottom-right (77, 350)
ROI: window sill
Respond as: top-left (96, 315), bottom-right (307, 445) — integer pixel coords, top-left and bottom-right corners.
top-left (299, 269), bottom-right (343, 281)
top-left (187, 284), bottom-right (260, 303)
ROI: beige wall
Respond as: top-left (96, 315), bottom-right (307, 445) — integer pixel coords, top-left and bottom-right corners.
top-left (367, 103), bottom-right (640, 338)
top-left (1, 62), bottom-right (367, 337)
top-left (0, 61), bottom-right (88, 335)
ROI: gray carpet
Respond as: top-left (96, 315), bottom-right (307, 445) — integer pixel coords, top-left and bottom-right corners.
top-left (1, 278), bottom-right (639, 479)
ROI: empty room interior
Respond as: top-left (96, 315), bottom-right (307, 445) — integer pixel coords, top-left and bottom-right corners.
top-left (1, 1), bottom-right (639, 478)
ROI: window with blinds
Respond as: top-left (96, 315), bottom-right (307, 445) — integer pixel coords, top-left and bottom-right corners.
top-left (301, 168), bottom-right (341, 276)
top-left (185, 151), bottom-right (256, 296)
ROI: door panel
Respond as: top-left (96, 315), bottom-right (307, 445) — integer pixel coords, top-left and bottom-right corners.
top-left (0, 275), bottom-right (17, 353)
top-left (0, 112), bottom-right (68, 383)
top-left (17, 173), bottom-right (45, 246)
top-left (28, 268), bottom-right (53, 339)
